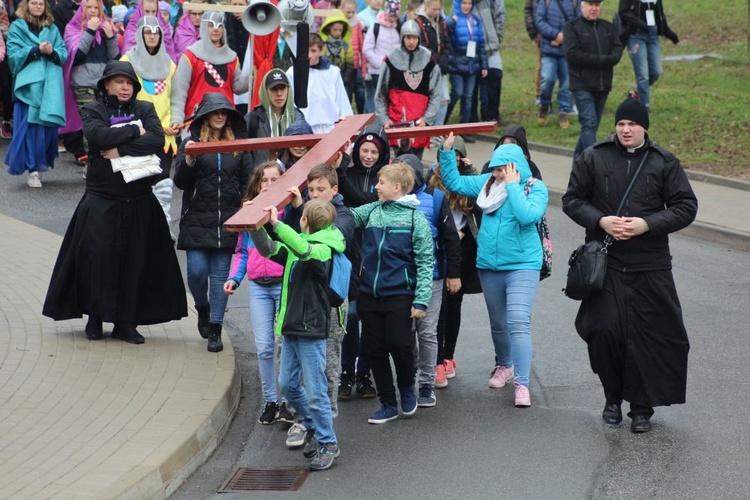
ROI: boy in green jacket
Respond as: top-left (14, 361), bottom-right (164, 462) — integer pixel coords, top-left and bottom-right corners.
top-left (249, 199), bottom-right (345, 471)
top-left (349, 162), bottom-right (435, 424)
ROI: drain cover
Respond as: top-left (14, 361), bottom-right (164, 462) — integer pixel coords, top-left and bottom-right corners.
top-left (219, 467), bottom-right (310, 492)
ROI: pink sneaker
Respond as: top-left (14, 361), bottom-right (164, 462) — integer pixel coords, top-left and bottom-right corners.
top-left (435, 363), bottom-right (448, 388)
top-left (488, 365), bottom-right (514, 388)
top-left (514, 384), bottom-right (531, 407)
top-left (444, 359), bottom-right (456, 379)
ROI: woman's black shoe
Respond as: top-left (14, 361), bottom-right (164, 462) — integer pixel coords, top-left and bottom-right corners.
top-left (602, 403), bottom-right (622, 424)
top-left (85, 315), bottom-right (103, 340)
top-left (112, 323), bottom-right (145, 344)
top-left (196, 305), bottom-right (211, 339)
top-left (207, 323), bottom-right (223, 352)
top-left (630, 415), bottom-right (652, 433)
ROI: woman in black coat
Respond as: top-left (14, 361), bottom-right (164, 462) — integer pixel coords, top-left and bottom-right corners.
top-left (174, 92), bottom-right (253, 353)
top-left (43, 60), bottom-right (188, 344)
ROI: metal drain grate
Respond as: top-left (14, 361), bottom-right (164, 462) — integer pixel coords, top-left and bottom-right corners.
top-left (219, 467), bottom-right (310, 492)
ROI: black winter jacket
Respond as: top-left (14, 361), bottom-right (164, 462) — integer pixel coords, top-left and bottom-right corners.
top-left (618, 0), bottom-right (678, 43)
top-left (174, 93), bottom-right (254, 250)
top-left (562, 135), bottom-right (698, 272)
top-left (563, 16), bottom-right (623, 92)
top-left (415, 14), bottom-right (452, 75)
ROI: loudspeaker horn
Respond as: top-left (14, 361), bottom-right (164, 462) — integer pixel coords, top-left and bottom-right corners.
top-left (277, 0), bottom-right (313, 32)
top-left (242, 0), bottom-right (281, 36)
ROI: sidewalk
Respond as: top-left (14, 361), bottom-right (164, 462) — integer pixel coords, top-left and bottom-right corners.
top-left (464, 136), bottom-right (750, 251)
top-left (0, 141), bottom-right (747, 500)
top-left (0, 214), bottom-right (239, 499)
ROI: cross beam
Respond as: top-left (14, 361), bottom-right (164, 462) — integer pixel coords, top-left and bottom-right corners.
top-left (210, 117), bottom-right (497, 231)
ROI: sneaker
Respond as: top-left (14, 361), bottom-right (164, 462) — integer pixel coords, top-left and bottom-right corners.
top-left (488, 365), bottom-right (514, 388)
top-left (277, 402), bottom-right (294, 424)
top-left (356, 373), bottom-right (377, 399)
top-left (309, 443), bottom-right (340, 471)
top-left (338, 372), bottom-right (354, 400)
top-left (0, 120), bottom-right (12, 140)
top-left (417, 384), bottom-right (436, 408)
top-left (302, 429), bottom-right (318, 458)
top-left (514, 383), bottom-right (531, 407)
top-left (568, 104), bottom-right (579, 116)
top-left (258, 401), bottom-right (279, 425)
top-left (286, 423), bottom-right (307, 448)
top-left (400, 385), bottom-right (417, 416)
top-left (627, 89), bottom-right (640, 100)
top-left (537, 105), bottom-right (549, 126)
top-left (27, 172), bottom-right (42, 188)
top-left (368, 404), bottom-right (398, 424)
top-left (435, 364), bottom-right (448, 388)
top-left (444, 359), bottom-right (456, 379)
top-left (559, 112), bottom-right (570, 129)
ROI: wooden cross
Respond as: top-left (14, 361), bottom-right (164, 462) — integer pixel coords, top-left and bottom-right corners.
top-left (184, 115), bottom-right (497, 231)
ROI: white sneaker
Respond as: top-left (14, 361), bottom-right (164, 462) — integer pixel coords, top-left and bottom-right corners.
top-left (569, 104), bottom-right (579, 116)
top-left (286, 422), bottom-right (307, 448)
top-left (27, 172), bottom-right (42, 188)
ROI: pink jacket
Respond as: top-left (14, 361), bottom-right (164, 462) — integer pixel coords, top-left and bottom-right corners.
top-left (362, 14), bottom-right (400, 76)
top-left (227, 229), bottom-right (284, 284)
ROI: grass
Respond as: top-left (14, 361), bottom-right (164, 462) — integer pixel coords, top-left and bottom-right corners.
top-left (443, 0), bottom-right (750, 177)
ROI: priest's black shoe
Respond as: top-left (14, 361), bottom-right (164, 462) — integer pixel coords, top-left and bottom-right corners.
top-left (630, 415), bottom-right (652, 433)
top-left (602, 403), bottom-right (622, 424)
top-left (85, 315), bottom-right (103, 340)
top-left (112, 323), bottom-right (145, 344)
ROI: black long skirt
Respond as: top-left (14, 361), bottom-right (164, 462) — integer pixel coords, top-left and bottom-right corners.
top-left (43, 192), bottom-right (188, 325)
top-left (575, 269), bottom-right (690, 408)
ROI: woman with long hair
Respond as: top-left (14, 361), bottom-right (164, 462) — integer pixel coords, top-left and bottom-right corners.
top-left (4, 0), bottom-right (67, 188)
top-left (224, 161), bottom-right (293, 425)
top-left (174, 92), bottom-right (253, 353)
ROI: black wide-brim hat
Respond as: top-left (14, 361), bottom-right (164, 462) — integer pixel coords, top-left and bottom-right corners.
top-left (97, 60), bottom-right (142, 96)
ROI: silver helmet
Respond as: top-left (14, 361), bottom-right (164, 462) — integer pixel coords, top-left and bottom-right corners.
top-left (400, 20), bottom-right (421, 41)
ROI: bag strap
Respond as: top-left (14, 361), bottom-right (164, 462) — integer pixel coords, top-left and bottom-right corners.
top-left (603, 150), bottom-right (650, 247)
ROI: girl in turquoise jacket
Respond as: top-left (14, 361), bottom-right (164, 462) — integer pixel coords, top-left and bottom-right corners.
top-left (439, 133), bottom-right (548, 408)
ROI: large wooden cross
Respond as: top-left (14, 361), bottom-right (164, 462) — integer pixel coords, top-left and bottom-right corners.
top-left (185, 115), bottom-right (497, 231)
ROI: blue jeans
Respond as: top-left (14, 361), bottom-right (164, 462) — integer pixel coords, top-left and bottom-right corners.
top-left (627, 27), bottom-right (662, 107)
top-left (364, 75), bottom-right (377, 115)
top-left (539, 56), bottom-right (572, 113)
top-left (186, 248), bottom-right (233, 324)
top-left (249, 281), bottom-right (282, 404)
top-left (572, 90), bottom-right (609, 159)
top-left (279, 335), bottom-right (337, 445)
top-left (478, 269), bottom-right (539, 388)
top-left (447, 72), bottom-right (478, 124)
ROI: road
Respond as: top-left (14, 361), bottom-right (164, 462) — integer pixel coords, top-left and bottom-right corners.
top-left (2, 141), bottom-right (749, 499)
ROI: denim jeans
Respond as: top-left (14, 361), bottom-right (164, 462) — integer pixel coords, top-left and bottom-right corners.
top-left (627, 27), bottom-right (662, 107)
top-left (479, 67), bottom-right (503, 122)
top-left (364, 75), bottom-right (378, 115)
top-left (414, 279), bottom-right (444, 387)
top-left (186, 248), bottom-right (233, 324)
top-left (447, 72), bottom-right (478, 124)
top-left (340, 300), bottom-right (371, 376)
top-left (572, 90), bottom-right (609, 159)
top-left (478, 269), bottom-right (539, 388)
top-left (279, 335), bottom-right (336, 444)
top-left (249, 281), bottom-right (282, 404)
top-left (539, 56), bottom-right (572, 113)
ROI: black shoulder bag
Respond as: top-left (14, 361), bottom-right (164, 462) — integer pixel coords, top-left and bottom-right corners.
top-left (563, 150), bottom-right (649, 300)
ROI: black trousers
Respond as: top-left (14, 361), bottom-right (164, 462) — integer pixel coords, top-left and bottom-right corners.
top-left (471, 68), bottom-right (503, 123)
top-left (358, 293), bottom-right (416, 407)
top-left (340, 299), bottom-right (371, 376)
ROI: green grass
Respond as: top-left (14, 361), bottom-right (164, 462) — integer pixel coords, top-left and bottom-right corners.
top-left (444, 0), bottom-right (750, 177)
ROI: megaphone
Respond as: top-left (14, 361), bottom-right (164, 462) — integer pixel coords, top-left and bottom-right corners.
top-left (242, 0), bottom-right (281, 36)
top-left (277, 0), bottom-right (313, 32)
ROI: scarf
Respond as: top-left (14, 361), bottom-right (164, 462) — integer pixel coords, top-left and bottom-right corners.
top-left (476, 179), bottom-right (507, 213)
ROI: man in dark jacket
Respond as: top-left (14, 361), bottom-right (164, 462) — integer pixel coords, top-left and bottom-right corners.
top-left (523, 0), bottom-right (541, 105)
top-left (563, 0), bottom-right (623, 159)
top-left (561, 98), bottom-right (698, 433)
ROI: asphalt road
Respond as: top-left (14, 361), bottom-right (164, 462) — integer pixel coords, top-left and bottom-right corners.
top-left (3, 142), bottom-right (749, 499)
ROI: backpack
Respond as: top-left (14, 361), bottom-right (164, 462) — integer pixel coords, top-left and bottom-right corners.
top-left (327, 251), bottom-right (352, 307)
top-left (524, 178), bottom-right (552, 281)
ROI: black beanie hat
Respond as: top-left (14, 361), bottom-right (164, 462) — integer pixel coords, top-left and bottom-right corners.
top-left (615, 98), bottom-right (649, 130)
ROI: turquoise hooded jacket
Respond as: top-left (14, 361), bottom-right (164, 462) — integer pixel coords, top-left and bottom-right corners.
top-left (439, 143), bottom-right (549, 271)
